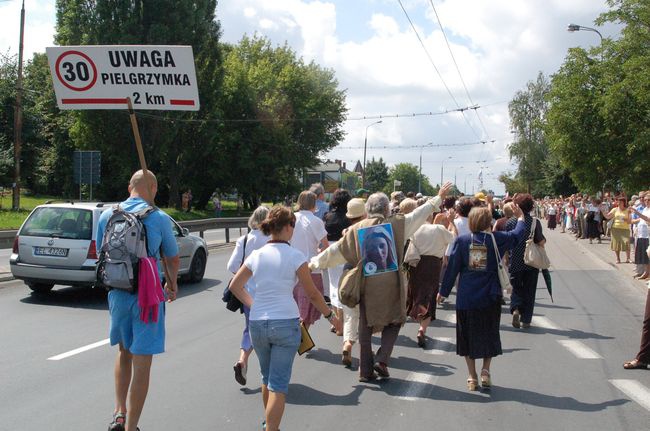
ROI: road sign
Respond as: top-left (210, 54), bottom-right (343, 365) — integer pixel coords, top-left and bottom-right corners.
top-left (46, 46), bottom-right (200, 111)
top-left (73, 151), bottom-right (101, 185)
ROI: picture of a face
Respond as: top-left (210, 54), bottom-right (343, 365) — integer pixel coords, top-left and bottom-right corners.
top-left (359, 223), bottom-right (399, 276)
top-left (366, 235), bottom-right (389, 270)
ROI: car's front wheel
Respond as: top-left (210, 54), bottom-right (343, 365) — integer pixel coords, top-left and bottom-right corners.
top-left (188, 249), bottom-right (207, 283)
top-left (27, 282), bottom-right (54, 293)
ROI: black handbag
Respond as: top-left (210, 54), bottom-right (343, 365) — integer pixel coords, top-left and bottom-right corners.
top-left (222, 235), bottom-right (248, 313)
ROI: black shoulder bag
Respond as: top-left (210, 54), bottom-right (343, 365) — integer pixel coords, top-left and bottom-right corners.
top-left (222, 235), bottom-right (248, 313)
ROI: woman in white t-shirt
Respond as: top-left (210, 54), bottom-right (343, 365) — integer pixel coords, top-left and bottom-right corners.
top-left (291, 191), bottom-right (329, 329)
top-left (226, 206), bottom-right (270, 387)
top-left (631, 201), bottom-right (650, 279)
top-left (230, 206), bottom-right (340, 431)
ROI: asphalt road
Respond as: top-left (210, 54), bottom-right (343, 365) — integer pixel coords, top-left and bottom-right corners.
top-left (1, 229), bottom-right (649, 430)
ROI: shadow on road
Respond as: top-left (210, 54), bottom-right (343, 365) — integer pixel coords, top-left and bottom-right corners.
top-left (363, 377), bottom-right (629, 411)
top-left (18, 277), bottom-right (221, 309)
top-left (287, 383), bottom-right (365, 406)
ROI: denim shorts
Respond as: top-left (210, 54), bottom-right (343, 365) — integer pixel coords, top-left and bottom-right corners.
top-left (108, 289), bottom-right (165, 355)
top-left (249, 318), bottom-right (301, 394)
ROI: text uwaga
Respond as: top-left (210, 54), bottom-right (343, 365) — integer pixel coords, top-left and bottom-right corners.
top-left (101, 49), bottom-right (191, 86)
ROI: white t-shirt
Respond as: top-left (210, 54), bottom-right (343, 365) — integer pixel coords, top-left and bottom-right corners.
top-left (637, 208), bottom-right (650, 239)
top-left (245, 243), bottom-right (307, 321)
top-left (226, 229), bottom-right (270, 296)
top-left (290, 210), bottom-right (327, 261)
top-left (445, 216), bottom-right (470, 256)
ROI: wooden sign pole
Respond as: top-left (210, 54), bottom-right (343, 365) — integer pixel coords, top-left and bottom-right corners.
top-left (126, 97), bottom-right (152, 205)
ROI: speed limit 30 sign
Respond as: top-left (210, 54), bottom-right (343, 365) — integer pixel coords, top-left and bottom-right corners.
top-left (46, 45), bottom-right (200, 111)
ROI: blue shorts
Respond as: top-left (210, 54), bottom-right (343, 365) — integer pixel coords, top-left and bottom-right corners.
top-left (108, 289), bottom-right (165, 355)
top-left (249, 318), bottom-right (301, 394)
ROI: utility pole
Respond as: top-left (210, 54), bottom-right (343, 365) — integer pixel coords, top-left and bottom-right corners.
top-left (418, 149), bottom-right (422, 194)
top-left (12, 0), bottom-right (25, 210)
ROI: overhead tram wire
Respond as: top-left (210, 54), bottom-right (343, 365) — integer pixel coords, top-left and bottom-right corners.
top-left (427, 0), bottom-right (494, 163)
top-left (125, 104), bottom-right (479, 124)
top-left (397, 0), bottom-right (482, 141)
top-left (336, 140), bottom-right (486, 150)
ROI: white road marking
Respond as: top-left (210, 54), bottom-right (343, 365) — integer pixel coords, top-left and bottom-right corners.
top-left (533, 316), bottom-right (561, 330)
top-left (424, 337), bottom-right (454, 355)
top-left (610, 379), bottom-right (650, 412)
top-left (557, 340), bottom-right (602, 359)
top-left (439, 313), bottom-right (456, 325)
top-left (47, 338), bottom-right (110, 361)
top-left (398, 371), bottom-right (439, 401)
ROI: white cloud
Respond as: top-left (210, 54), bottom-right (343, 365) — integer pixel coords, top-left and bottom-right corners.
top-left (243, 7), bottom-right (257, 18)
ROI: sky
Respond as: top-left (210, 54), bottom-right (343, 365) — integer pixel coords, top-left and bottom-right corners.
top-left (0, 0), bottom-right (621, 194)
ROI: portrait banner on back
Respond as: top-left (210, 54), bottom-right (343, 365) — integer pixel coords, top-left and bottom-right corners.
top-left (358, 223), bottom-right (399, 277)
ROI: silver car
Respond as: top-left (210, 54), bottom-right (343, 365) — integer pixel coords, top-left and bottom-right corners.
top-left (10, 202), bottom-right (208, 293)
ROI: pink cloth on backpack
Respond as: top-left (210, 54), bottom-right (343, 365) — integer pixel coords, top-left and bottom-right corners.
top-left (138, 257), bottom-right (165, 323)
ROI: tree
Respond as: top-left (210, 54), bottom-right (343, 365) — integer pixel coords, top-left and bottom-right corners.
top-left (364, 157), bottom-right (389, 193)
top-left (383, 163), bottom-right (434, 196)
top-left (546, 0), bottom-right (650, 193)
top-left (507, 72), bottom-right (551, 195)
top-left (217, 36), bottom-right (347, 208)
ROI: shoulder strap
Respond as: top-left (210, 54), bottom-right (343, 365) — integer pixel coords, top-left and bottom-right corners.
top-left (240, 234), bottom-right (249, 266)
top-left (489, 233), bottom-right (504, 267)
top-left (528, 217), bottom-right (537, 240)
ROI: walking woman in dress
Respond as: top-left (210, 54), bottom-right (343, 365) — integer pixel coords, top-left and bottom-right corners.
top-left (227, 206), bottom-right (270, 386)
top-left (507, 194), bottom-right (546, 329)
top-left (437, 205), bottom-right (526, 390)
top-left (405, 211), bottom-right (455, 347)
top-left (291, 191), bottom-right (329, 329)
top-left (229, 206), bottom-right (341, 431)
top-left (606, 197), bottom-right (633, 264)
top-left (547, 202), bottom-right (557, 230)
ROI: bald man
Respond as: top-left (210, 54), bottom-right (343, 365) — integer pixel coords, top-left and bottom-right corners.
top-left (97, 170), bottom-right (180, 431)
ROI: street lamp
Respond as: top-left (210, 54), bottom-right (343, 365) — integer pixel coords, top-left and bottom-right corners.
top-left (454, 166), bottom-right (464, 188)
top-left (567, 23), bottom-right (603, 43)
top-left (440, 156), bottom-right (452, 187)
top-left (464, 173), bottom-right (473, 195)
top-left (418, 142), bottom-right (434, 194)
top-left (362, 120), bottom-right (382, 188)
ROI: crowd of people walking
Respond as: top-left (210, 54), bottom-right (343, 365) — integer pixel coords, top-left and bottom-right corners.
top-left (225, 181), bottom-right (571, 429)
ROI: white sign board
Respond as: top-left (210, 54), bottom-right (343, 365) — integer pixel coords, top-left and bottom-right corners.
top-left (46, 45), bottom-right (200, 111)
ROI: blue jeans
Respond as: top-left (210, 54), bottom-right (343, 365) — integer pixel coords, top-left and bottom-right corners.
top-left (249, 318), bottom-right (301, 394)
top-left (241, 306), bottom-right (252, 352)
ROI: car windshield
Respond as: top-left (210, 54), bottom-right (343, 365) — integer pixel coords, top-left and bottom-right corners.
top-left (20, 207), bottom-right (93, 240)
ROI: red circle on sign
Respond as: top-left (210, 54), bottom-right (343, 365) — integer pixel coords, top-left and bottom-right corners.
top-left (55, 50), bottom-right (98, 92)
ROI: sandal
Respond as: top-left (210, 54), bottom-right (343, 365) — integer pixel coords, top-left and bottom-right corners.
top-left (108, 412), bottom-right (126, 431)
top-left (341, 350), bottom-right (352, 367)
top-left (623, 359), bottom-right (648, 370)
top-left (467, 378), bottom-right (479, 391)
top-left (416, 329), bottom-right (426, 348)
top-left (480, 369), bottom-right (491, 387)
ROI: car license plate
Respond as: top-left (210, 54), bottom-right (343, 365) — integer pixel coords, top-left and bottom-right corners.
top-left (34, 246), bottom-right (69, 257)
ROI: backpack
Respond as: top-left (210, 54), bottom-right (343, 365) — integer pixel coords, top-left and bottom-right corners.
top-left (97, 205), bottom-right (156, 293)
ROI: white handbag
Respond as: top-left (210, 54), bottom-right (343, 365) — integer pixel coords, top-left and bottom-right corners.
top-left (524, 218), bottom-right (551, 269)
top-left (489, 233), bottom-right (512, 295)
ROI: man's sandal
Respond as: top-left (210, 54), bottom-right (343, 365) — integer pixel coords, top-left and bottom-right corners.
top-left (623, 359), bottom-right (648, 369)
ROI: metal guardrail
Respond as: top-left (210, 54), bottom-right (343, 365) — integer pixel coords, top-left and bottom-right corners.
top-left (177, 217), bottom-right (249, 243)
top-left (0, 230), bottom-right (17, 249)
top-left (0, 217), bottom-right (249, 250)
